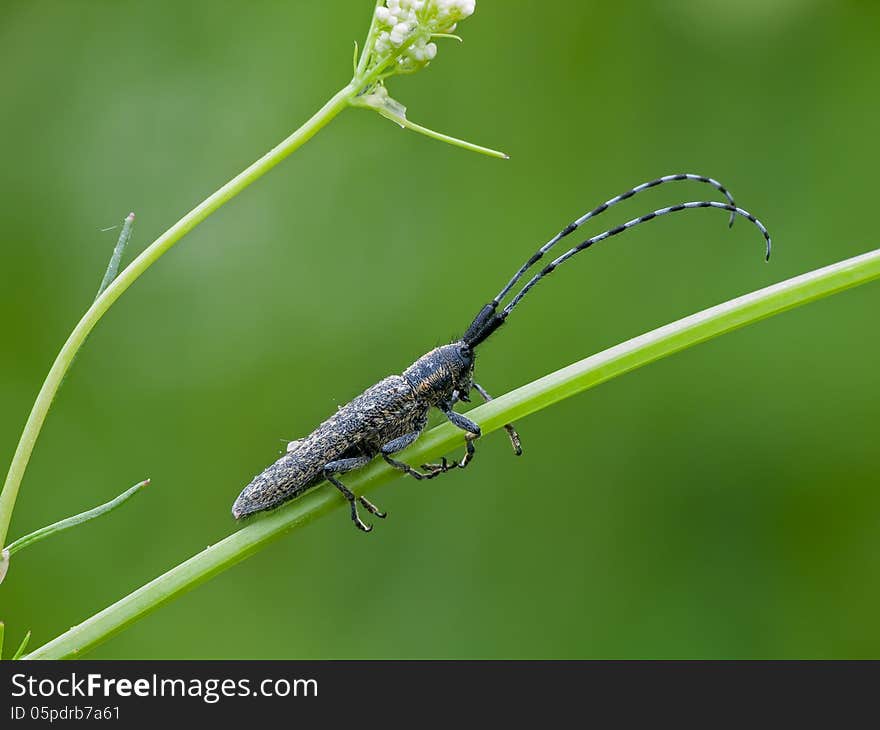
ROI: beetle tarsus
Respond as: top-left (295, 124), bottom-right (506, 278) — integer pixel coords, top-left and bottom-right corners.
top-left (325, 469), bottom-right (377, 533)
top-left (359, 494), bottom-right (387, 519)
top-left (382, 453), bottom-right (436, 480)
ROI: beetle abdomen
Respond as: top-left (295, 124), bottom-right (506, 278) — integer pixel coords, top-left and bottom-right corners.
top-left (232, 375), bottom-right (421, 518)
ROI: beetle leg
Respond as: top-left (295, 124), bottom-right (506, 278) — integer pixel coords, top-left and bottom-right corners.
top-left (416, 403), bottom-right (480, 473)
top-left (324, 457), bottom-right (386, 531)
top-left (380, 432), bottom-right (443, 480)
top-left (472, 382), bottom-right (523, 456)
top-left (441, 405), bottom-right (481, 438)
top-left (421, 441), bottom-right (475, 473)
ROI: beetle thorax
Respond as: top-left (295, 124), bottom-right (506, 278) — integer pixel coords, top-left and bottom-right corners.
top-left (402, 342), bottom-right (474, 404)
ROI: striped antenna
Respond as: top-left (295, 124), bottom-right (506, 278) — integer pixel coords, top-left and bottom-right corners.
top-left (462, 183), bottom-right (771, 349)
top-left (492, 174), bottom-right (738, 306)
top-left (502, 201), bottom-right (771, 318)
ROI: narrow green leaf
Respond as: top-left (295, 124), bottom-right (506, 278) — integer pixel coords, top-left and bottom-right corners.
top-left (96, 212), bottom-right (135, 299)
top-left (383, 112), bottom-right (509, 159)
top-left (11, 631), bottom-right (31, 660)
top-left (352, 90), bottom-right (508, 159)
top-left (0, 480), bottom-right (150, 584)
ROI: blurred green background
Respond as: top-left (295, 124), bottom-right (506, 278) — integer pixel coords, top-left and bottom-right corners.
top-left (1, 0), bottom-right (878, 659)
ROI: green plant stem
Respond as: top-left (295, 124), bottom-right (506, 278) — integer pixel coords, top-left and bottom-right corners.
top-left (355, 0), bottom-right (384, 77)
top-left (25, 246), bottom-right (880, 660)
top-left (0, 84), bottom-right (355, 550)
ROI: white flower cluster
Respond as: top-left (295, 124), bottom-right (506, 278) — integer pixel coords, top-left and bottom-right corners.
top-left (371, 0), bottom-right (476, 71)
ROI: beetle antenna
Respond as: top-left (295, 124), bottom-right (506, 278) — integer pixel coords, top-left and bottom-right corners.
top-left (492, 174), bottom-right (738, 306)
top-left (462, 201), bottom-right (771, 348)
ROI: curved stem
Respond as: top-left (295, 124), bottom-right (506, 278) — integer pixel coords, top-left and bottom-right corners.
top-left (356, 0), bottom-right (384, 77)
top-left (0, 84), bottom-right (355, 549)
top-left (25, 247), bottom-right (880, 659)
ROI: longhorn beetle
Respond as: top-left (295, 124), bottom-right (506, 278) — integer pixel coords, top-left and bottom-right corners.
top-left (232, 173), bottom-right (771, 531)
